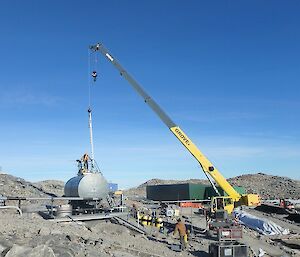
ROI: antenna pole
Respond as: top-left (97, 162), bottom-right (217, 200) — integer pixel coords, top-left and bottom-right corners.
top-left (88, 108), bottom-right (95, 168)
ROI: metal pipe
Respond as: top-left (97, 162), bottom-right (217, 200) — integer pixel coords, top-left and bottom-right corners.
top-left (52, 212), bottom-right (127, 222)
top-left (0, 206), bottom-right (22, 216)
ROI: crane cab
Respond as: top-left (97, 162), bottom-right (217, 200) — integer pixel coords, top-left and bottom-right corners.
top-left (211, 196), bottom-right (235, 214)
top-left (211, 194), bottom-right (260, 215)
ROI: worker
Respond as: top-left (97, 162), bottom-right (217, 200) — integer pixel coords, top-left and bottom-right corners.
top-left (92, 71), bottom-right (97, 82)
top-left (132, 203), bottom-right (138, 218)
top-left (82, 153), bottom-right (90, 171)
top-left (173, 218), bottom-right (188, 250)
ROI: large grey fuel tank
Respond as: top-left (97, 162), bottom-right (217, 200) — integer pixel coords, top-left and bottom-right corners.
top-left (64, 172), bottom-right (108, 199)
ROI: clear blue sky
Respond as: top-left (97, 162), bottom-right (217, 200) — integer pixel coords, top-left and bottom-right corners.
top-left (0, 1), bottom-right (299, 188)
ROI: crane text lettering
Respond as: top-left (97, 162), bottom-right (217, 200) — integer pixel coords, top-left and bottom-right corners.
top-left (174, 128), bottom-right (190, 146)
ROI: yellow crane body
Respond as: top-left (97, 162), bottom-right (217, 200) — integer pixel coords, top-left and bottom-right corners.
top-left (170, 126), bottom-right (241, 200)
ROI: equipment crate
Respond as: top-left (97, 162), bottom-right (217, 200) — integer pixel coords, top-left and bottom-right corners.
top-left (209, 242), bottom-right (248, 257)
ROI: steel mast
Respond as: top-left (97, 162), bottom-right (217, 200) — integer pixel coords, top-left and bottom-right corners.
top-left (88, 107), bottom-right (95, 170)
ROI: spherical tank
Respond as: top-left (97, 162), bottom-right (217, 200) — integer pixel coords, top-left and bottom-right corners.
top-left (64, 172), bottom-right (108, 199)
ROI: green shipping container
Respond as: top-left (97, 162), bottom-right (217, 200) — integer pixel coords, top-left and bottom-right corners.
top-left (146, 183), bottom-right (208, 201)
top-left (189, 184), bottom-right (207, 200)
top-left (146, 184), bottom-right (246, 201)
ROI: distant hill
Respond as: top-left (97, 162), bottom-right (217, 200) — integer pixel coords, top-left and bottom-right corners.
top-left (0, 172), bottom-right (64, 197)
top-left (125, 173), bottom-right (300, 200)
top-left (137, 178), bottom-right (208, 188)
top-left (228, 173), bottom-right (300, 199)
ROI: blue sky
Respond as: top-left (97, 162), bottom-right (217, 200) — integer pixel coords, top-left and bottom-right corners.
top-left (0, 1), bottom-right (299, 188)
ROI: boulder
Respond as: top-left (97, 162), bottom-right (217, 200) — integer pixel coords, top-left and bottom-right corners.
top-left (5, 244), bottom-right (32, 257)
top-left (28, 245), bottom-right (56, 257)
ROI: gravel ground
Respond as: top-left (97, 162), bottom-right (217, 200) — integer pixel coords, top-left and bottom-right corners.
top-left (0, 210), bottom-right (211, 257)
top-left (1, 172), bottom-right (299, 256)
top-left (1, 208), bottom-right (299, 257)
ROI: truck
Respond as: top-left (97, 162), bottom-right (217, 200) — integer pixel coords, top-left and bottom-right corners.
top-left (90, 43), bottom-right (260, 214)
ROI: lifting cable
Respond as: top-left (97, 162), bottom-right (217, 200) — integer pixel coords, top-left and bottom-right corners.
top-left (87, 47), bottom-right (100, 171)
top-left (87, 49), bottom-right (99, 108)
top-left (87, 49), bottom-right (92, 108)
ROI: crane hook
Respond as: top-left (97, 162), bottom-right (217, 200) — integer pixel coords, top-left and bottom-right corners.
top-left (92, 71), bottom-right (97, 82)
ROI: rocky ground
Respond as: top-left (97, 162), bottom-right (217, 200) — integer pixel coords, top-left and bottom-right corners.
top-left (1, 207), bottom-right (299, 257)
top-left (0, 211), bottom-right (192, 257)
top-left (0, 172), bottom-right (299, 257)
top-left (1, 205), bottom-right (299, 257)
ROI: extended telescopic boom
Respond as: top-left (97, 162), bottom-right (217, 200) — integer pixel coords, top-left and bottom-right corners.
top-left (90, 43), bottom-right (241, 201)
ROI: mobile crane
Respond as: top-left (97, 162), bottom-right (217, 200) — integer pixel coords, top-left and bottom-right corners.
top-left (90, 43), bottom-right (260, 214)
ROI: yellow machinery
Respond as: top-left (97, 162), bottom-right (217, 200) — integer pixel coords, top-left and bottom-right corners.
top-left (90, 43), bottom-right (260, 213)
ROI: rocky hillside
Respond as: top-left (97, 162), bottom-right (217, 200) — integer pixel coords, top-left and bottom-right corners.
top-left (0, 173), bottom-right (64, 197)
top-left (125, 173), bottom-right (300, 200)
top-left (228, 173), bottom-right (300, 199)
top-left (138, 178), bottom-right (208, 188)
top-left (34, 180), bottom-right (64, 197)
